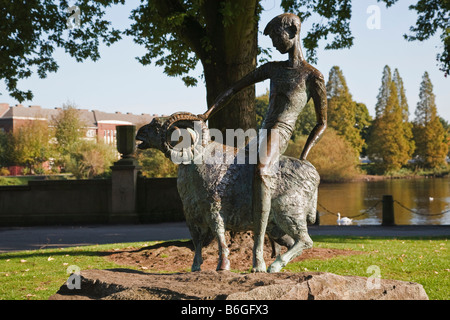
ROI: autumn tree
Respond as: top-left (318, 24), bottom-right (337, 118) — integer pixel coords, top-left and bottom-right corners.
top-left (9, 120), bottom-right (53, 173)
top-left (51, 103), bottom-right (87, 155)
top-left (412, 72), bottom-right (448, 168)
top-left (393, 68), bottom-right (415, 159)
top-left (367, 66), bottom-right (415, 172)
top-left (326, 66), bottom-right (364, 154)
top-left (355, 102), bottom-right (372, 156)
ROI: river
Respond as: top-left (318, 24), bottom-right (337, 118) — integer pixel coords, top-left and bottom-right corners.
top-left (317, 176), bottom-right (450, 225)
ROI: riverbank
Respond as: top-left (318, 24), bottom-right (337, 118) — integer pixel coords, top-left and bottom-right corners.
top-left (351, 173), bottom-right (449, 182)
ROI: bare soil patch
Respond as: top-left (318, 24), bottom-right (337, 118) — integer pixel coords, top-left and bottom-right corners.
top-left (105, 232), bottom-right (364, 272)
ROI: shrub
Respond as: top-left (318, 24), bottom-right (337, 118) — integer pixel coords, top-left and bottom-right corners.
top-left (136, 149), bottom-right (178, 178)
top-left (0, 167), bottom-right (10, 176)
top-left (284, 128), bottom-right (360, 181)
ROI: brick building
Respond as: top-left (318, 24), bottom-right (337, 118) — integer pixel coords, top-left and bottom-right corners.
top-left (0, 103), bottom-right (161, 175)
top-left (0, 103), bottom-right (158, 144)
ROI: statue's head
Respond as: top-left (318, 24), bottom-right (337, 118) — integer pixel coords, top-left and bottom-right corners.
top-left (136, 117), bottom-right (164, 151)
top-left (264, 13), bottom-right (301, 54)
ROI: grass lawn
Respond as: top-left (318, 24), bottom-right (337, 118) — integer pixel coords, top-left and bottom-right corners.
top-left (0, 236), bottom-right (448, 300)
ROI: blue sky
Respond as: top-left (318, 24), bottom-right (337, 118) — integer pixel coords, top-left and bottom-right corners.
top-left (1, 0), bottom-right (449, 122)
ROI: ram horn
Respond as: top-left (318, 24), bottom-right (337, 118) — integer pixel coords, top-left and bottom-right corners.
top-left (160, 112), bottom-right (209, 162)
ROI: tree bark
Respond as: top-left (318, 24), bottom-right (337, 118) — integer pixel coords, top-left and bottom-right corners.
top-left (202, 0), bottom-right (259, 134)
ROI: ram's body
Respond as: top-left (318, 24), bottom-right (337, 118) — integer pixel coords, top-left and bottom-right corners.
top-left (136, 119), bottom-right (319, 272)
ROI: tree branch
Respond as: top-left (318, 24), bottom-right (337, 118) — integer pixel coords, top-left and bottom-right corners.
top-left (153, 0), bottom-right (208, 61)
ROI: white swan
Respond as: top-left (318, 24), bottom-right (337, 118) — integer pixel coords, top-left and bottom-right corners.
top-left (337, 212), bottom-right (353, 226)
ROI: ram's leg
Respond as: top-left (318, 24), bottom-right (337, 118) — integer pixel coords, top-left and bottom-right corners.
top-left (188, 223), bottom-right (211, 271)
top-left (267, 224), bottom-right (295, 258)
top-left (268, 230), bottom-right (313, 273)
top-left (190, 227), bottom-right (204, 272)
top-left (215, 217), bottom-right (230, 271)
top-left (209, 205), bottom-right (230, 271)
top-left (216, 231), bottom-right (230, 271)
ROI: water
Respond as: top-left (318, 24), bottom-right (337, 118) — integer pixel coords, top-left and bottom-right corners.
top-left (317, 177), bottom-right (450, 225)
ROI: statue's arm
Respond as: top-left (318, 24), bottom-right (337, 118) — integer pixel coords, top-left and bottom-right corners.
top-left (300, 72), bottom-right (328, 160)
top-left (200, 64), bottom-right (271, 121)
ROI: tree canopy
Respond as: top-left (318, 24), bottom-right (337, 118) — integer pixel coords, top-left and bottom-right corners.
top-left (0, 0), bottom-right (450, 101)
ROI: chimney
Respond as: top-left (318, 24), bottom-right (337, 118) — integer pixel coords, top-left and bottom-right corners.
top-left (0, 103), bottom-right (9, 117)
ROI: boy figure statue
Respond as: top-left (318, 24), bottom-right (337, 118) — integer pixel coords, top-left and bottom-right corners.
top-left (199, 13), bottom-right (327, 272)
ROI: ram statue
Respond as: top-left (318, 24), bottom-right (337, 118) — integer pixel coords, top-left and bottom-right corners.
top-left (136, 113), bottom-right (319, 273)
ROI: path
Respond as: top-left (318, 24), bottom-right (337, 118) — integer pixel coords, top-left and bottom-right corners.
top-left (1, 223), bottom-right (449, 253)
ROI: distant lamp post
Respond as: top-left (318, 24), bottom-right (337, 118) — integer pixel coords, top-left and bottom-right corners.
top-left (115, 125), bottom-right (137, 165)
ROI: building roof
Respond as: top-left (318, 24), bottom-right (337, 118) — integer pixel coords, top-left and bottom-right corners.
top-left (0, 104), bottom-right (156, 128)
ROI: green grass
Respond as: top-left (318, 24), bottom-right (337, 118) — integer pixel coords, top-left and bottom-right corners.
top-left (0, 242), bottom-right (148, 300)
top-left (0, 176), bottom-right (34, 186)
top-left (0, 175), bottom-right (75, 186)
top-left (285, 236), bottom-right (449, 300)
top-left (0, 237), bottom-right (448, 300)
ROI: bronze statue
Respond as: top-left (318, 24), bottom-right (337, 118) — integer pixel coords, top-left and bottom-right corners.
top-left (136, 116), bottom-right (319, 273)
top-left (198, 13), bottom-right (327, 272)
top-left (136, 13), bottom-right (327, 273)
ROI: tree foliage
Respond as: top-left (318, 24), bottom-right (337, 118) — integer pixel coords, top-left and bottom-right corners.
top-left (7, 120), bottom-right (53, 173)
top-left (367, 66), bottom-right (415, 172)
top-left (326, 66), bottom-right (364, 154)
top-left (0, 0), bottom-right (124, 102)
top-left (63, 139), bottom-right (116, 179)
top-left (51, 103), bottom-right (86, 154)
top-left (284, 128), bottom-right (360, 181)
top-left (412, 71), bottom-right (448, 168)
top-left (1, 0), bottom-right (447, 131)
top-left (136, 148), bottom-right (178, 178)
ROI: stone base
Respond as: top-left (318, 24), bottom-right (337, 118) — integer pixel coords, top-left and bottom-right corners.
top-left (50, 269), bottom-right (428, 300)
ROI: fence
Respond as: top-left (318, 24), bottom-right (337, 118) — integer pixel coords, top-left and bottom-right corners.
top-left (0, 176), bottom-right (183, 227)
top-left (318, 194), bottom-right (450, 226)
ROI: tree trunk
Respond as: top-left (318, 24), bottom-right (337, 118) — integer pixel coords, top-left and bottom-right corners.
top-left (202, 0), bottom-right (259, 134)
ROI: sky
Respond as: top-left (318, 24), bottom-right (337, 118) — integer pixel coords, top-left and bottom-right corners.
top-left (1, 0), bottom-right (449, 122)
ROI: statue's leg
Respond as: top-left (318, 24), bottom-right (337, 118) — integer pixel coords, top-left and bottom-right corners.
top-left (252, 128), bottom-right (280, 273)
top-left (252, 174), bottom-right (272, 272)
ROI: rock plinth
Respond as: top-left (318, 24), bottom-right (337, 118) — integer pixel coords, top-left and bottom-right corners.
top-left (50, 269), bottom-right (428, 300)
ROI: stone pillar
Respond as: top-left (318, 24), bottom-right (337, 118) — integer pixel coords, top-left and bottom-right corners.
top-left (109, 125), bottom-right (141, 224)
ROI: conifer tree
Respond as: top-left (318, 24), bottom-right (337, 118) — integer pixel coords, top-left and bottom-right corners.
top-left (393, 68), bottom-right (415, 160)
top-left (326, 66), bottom-right (364, 154)
top-left (375, 65), bottom-right (391, 118)
top-left (368, 67), bottom-right (414, 172)
top-left (413, 72), bottom-right (448, 168)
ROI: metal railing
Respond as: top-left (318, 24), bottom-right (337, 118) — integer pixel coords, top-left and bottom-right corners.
top-left (317, 195), bottom-right (449, 225)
